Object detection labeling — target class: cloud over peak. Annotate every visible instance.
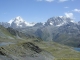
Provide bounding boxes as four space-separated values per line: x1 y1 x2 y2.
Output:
65 12 73 18
73 9 80 13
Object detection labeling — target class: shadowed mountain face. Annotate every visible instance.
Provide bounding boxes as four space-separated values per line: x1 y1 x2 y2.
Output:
0 25 28 39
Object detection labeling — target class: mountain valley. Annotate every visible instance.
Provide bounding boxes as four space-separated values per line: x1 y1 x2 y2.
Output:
1 16 80 47
0 16 80 60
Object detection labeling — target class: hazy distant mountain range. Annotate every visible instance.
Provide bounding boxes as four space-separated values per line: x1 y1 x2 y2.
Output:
0 16 80 47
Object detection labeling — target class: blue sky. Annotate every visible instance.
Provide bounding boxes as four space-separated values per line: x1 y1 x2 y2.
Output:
0 0 80 22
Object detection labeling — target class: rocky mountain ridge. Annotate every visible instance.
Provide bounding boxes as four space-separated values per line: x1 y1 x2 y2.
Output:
0 16 78 28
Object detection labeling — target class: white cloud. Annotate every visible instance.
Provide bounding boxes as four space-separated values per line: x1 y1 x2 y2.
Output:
73 9 80 13
45 0 54 2
64 7 69 8
37 0 73 2
36 0 54 2
65 12 73 18
37 0 42 1
59 0 68 2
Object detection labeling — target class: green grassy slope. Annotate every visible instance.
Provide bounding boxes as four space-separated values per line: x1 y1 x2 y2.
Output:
32 40 80 60
0 25 80 60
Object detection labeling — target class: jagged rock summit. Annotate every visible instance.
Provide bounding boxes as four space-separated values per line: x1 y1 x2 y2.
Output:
45 16 74 26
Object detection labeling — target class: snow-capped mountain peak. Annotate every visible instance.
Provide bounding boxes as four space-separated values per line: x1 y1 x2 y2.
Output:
8 19 14 25
45 16 74 26
8 16 36 28
15 16 24 22
1 16 76 29
8 16 24 25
